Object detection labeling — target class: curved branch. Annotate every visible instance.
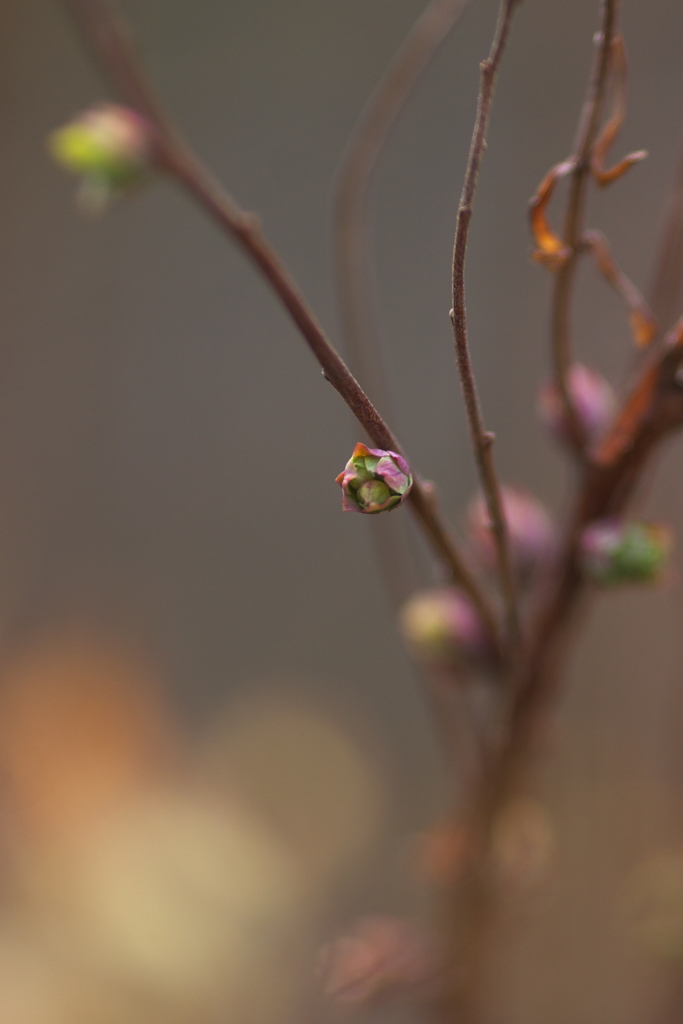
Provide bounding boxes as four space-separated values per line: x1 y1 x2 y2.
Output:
450 0 522 661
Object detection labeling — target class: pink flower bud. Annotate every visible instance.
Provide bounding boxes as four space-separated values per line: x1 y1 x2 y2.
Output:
399 588 489 669
467 487 555 584
537 364 616 447
336 443 412 514
319 916 435 1006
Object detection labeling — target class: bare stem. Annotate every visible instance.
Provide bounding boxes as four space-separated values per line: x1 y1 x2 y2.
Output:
450 0 522 660
649 140 683 332
551 0 619 453
61 0 501 649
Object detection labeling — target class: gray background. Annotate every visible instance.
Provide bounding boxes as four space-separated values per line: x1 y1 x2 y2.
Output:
2 0 683 1021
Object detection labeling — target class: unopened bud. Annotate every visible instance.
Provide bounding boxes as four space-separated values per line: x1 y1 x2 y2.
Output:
336 443 412 514
319 916 435 1006
537 364 616 447
579 519 672 585
467 486 555 584
399 588 489 669
49 104 155 212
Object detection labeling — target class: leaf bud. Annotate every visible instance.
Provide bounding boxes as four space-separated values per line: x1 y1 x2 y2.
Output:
537 364 616 447
399 587 489 669
336 443 412 514
49 104 155 212
467 486 555 584
579 519 672 586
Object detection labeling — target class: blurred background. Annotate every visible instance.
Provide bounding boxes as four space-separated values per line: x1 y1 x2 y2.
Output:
1 0 683 1021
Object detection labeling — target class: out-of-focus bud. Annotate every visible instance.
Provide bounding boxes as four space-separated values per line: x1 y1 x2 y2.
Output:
399 588 489 670
467 487 555 584
579 519 672 586
319 916 435 1007
537 364 616 447
336 443 412 514
49 104 155 212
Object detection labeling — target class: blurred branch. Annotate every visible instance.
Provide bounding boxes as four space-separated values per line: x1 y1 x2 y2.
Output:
649 141 683 332
548 0 620 455
450 0 522 662
581 228 657 349
61 0 501 649
335 0 470 406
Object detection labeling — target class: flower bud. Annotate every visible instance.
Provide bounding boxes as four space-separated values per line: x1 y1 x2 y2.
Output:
49 104 154 211
467 487 555 584
399 588 489 669
336 443 412 514
319 916 435 1006
579 519 672 586
537 364 616 447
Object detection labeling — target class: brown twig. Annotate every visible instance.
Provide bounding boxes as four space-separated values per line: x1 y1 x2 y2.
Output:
450 0 522 661
550 0 620 454
649 141 683 332
60 0 501 648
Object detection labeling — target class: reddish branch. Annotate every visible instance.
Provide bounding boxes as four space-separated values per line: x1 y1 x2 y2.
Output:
549 0 620 454
450 0 523 661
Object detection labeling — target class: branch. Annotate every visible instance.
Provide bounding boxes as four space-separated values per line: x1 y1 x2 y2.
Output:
450 0 522 660
649 140 683 332
60 0 501 649
549 0 620 454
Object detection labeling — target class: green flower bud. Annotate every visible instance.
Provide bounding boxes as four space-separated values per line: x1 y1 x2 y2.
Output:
336 443 412 514
579 520 672 586
49 104 155 212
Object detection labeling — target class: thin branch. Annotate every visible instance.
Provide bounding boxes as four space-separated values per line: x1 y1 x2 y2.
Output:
649 140 683 332
450 0 522 660
335 0 470 404
61 0 501 649
550 0 619 453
